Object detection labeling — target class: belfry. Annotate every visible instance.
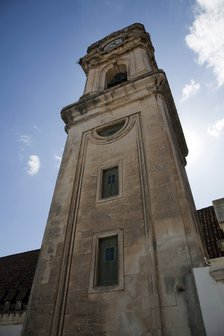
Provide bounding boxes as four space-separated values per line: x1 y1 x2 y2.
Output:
22 23 206 335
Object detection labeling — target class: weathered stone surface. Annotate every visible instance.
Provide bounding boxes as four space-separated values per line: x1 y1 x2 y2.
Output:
22 23 205 336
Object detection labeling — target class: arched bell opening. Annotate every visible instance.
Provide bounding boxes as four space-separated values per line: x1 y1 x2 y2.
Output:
105 64 127 89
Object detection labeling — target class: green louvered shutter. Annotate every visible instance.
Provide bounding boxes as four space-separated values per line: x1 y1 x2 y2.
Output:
97 236 118 286
102 167 118 198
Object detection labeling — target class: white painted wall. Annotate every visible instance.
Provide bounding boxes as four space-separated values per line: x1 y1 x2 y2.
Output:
0 325 22 336
193 266 224 336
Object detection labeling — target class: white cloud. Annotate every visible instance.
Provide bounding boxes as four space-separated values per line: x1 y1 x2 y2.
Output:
186 0 224 87
26 155 41 175
54 154 62 168
18 135 31 146
207 118 224 137
181 79 200 101
18 135 32 160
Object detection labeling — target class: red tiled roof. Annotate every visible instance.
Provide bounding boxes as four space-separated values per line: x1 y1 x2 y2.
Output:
197 206 224 259
0 249 40 313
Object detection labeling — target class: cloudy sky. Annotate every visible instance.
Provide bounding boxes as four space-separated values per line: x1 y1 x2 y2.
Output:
0 0 224 256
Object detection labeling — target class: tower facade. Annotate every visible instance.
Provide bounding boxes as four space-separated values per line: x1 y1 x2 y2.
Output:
22 24 205 335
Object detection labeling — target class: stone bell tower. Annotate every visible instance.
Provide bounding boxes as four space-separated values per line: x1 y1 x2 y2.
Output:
22 23 206 335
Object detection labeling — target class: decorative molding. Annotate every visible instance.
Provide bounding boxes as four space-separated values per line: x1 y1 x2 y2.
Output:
79 23 157 75
61 70 188 160
0 311 25 325
90 115 135 145
135 113 166 332
61 70 165 129
50 131 90 336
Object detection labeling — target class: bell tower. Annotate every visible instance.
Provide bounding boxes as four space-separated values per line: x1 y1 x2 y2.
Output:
22 23 205 335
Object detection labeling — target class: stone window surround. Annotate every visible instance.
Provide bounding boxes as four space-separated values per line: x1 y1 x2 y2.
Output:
96 160 123 204
88 228 124 294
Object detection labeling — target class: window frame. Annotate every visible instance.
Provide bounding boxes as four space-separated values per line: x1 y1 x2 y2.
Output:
101 166 119 199
97 235 118 286
89 229 124 294
96 161 123 203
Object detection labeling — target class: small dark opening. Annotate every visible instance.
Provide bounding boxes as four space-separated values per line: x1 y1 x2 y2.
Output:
97 120 125 137
107 72 127 88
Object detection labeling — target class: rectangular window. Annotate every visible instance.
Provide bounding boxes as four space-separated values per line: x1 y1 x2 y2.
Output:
89 229 124 293
96 161 122 204
97 236 118 286
101 166 118 199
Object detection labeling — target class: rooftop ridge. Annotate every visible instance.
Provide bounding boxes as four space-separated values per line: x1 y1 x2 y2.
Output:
0 248 40 259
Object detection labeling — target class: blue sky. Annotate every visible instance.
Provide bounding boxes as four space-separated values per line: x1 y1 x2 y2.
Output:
0 0 224 256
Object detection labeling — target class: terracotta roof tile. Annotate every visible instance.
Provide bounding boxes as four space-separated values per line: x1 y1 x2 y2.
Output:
0 249 40 313
197 206 224 259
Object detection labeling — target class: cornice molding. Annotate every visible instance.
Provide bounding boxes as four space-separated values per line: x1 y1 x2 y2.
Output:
61 70 188 159
61 70 162 126
79 23 157 75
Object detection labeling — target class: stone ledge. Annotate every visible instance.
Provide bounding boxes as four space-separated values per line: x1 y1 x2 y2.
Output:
209 257 224 281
